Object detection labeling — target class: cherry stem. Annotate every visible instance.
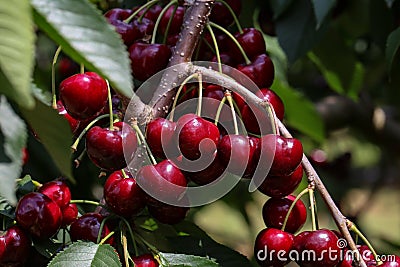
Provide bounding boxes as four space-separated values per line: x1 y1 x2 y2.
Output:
124 0 159 24
226 91 239 135
281 187 309 231
74 148 86 168
70 199 100 206
106 80 114 130
119 217 139 256
196 73 203 117
169 73 199 121
16 178 43 188
216 0 243 33
151 0 177 44
162 4 178 44
134 232 159 254
99 230 115 245
121 225 130 267
51 46 62 109
209 21 251 64
214 96 226 125
80 63 84 74
347 220 383 265
121 169 128 178
309 186 317 231
131 122 157 165
71 114 112 151
97 215 112 244
206 24 222 73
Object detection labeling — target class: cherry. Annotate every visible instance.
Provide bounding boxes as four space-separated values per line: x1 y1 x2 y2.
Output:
104 8 135 46
381 255 400 267
129 43 171 81
357 245 376 266
148 202 189 225
104 170 146 218
0 226 31 266
70 213 113 244
86 121 138 171
237 54 274 89
38 180 71 209
146 118 178 159
133 5 163 22
254 228 294 267
262 195 307 234
242 136 260 178
258 164 303 198
209 0 241 27
159 5 185 35
136 159 187 206
59 72 108 120
217 134 251 176
183 152 226 185
211 53 235 67
175 113 220 160
260 134 303 176
229 28 266 63
132 254 159 267
61 203 78 227
293 229 341 267
15 192 62 239
57 100 80 134
201 85 232 123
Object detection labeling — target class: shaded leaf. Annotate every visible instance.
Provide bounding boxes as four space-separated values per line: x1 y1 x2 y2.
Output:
47 241 121 267
160 253 218 267
270 0 295 19
31 0 133 98
0 195 14 219
311 0 336 28
0 96 27 205
386 27 400 76
16 175 35 199
20 85 75 183
0 0 35 109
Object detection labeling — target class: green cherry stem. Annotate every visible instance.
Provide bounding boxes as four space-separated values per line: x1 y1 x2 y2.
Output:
74 148 87 168
99 230 115 245
120 217 139 256
309 186 317 231
51 46 62 109
209 21 251 64
97 215 112 244
196 73 203 117
121 225 130 267
106 80 114 130
169 73 199 121
226 91 239 135
217 0 243 33
347 220 383 265
70 199 100 206
80 63 84 74
121 169 128 178
214 96 227 125
281 188 309 231
151 0 177 44
206 24 222 73
162 4 178 44
124 0 159 24
131 120 157 165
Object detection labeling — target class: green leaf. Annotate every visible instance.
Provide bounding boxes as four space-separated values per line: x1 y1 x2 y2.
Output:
0 0 35 109
159 253 218 267
386 27 400 76
20 85 75 183
47 241 121 267
0 195 14 219
31 0 133 98
272 81 325 142
310 0 336 28
0 96 28 205
16 175 35 199
270 0 295 19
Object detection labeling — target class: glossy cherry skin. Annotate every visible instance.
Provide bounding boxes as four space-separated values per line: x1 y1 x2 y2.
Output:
136 159 187 206
15 192 62 239
293 229 341 267
38 180 71 209
159 5 185 35
217 134 251 176
59 72 108 120
230 28 266 63
209 0 241 27
258 164 303 198
237 54 274 88
133 5 162 22
380 255 400 267
129 43 171 81
104 8 135 46
183 152 226 185
242 136 260 178
86 121 138 171
132 254 159 267
260 134 303 176
70 213 113 245
148 202 189 225
262 195 307 234
61 203 78 227
0 226 31 266
146 118 178 159
357 245 376 266
104 170 146 217
57 100 80 134
175 114 220 160
254 228 294 267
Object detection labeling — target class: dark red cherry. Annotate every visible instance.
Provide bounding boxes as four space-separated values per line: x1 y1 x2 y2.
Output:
86 121 138 171
201 85 231 122
104 8 136 46
15 192 62 239
59 72 108 120
380 255 400 267
217 134 251 176
262 195 307 233
57 100 80 134
357 245 377 266
211 53 235 67
293 229 341 267
0 226 31 266
237 54 274 88
70 213 113 244
146 118 178 159
148 202 189 225
209 0 241 27
175 114 220 160
133 5 163 22
132 254 159 267
38 180 71 209
104 170 146 217
242 136 260 178
129 43 171 81
254 228 294 267
258 164 303 198
183 152 226 185
229 28 266 63
159 5 185 35
260 134 303 176
61 203 78 227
